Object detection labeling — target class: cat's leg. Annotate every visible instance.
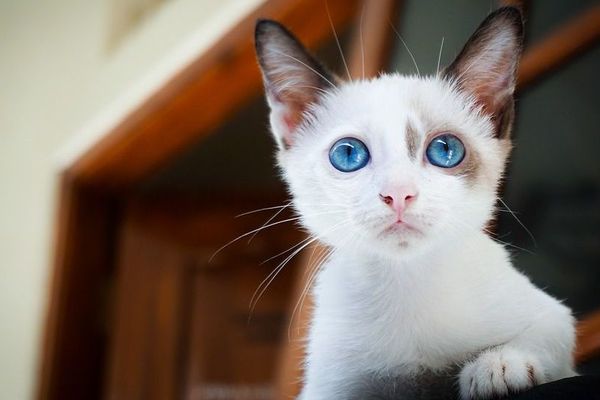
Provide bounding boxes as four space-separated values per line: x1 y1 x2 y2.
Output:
297 360 359 400
298 331 364 400
458 298 576 400
459 346 545 399
297 378 356 399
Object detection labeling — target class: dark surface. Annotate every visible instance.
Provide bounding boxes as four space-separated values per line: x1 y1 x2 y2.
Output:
503 376 600 400
350 374 600 399
349 367 460 400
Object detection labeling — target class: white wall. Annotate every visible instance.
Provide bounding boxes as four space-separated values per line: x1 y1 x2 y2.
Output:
0 0 261 398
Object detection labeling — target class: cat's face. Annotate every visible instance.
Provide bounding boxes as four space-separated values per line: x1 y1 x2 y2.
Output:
279 77 510 258
255 8 523 259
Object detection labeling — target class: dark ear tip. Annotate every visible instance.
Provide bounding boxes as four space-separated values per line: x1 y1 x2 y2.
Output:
496 5 523 16
255 19 274 34
255 19 286 41
491 6 524 35
255 19 272 42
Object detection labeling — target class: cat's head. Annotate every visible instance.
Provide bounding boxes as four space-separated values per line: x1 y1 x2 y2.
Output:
255 7 523 259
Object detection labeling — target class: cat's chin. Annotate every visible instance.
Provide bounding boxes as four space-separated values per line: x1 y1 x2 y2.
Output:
374 235 431 260
379 220 421 238
324 225 434 261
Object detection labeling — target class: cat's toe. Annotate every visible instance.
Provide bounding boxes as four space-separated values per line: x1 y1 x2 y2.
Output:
458 348 545 399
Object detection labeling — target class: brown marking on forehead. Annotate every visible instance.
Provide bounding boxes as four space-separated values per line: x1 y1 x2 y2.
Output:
405 121 419 161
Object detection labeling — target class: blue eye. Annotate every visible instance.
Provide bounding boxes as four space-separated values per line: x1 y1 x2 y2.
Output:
426 134 465 168
329 137 370 172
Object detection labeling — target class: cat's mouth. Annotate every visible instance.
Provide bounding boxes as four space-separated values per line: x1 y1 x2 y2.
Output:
380 220 421 237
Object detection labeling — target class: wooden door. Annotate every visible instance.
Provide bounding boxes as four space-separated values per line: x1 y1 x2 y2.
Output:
104 197 303 400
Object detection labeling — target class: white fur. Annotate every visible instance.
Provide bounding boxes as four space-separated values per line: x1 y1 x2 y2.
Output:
266 75 576 399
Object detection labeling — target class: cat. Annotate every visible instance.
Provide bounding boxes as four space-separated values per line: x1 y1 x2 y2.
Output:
254 6 576 400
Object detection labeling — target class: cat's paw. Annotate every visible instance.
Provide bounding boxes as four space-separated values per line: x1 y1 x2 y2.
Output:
459 348 546 399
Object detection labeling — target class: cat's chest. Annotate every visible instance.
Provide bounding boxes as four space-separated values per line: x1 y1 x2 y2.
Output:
313 257 485 368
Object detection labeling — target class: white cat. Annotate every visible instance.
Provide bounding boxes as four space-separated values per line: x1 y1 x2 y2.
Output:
255 7 576 399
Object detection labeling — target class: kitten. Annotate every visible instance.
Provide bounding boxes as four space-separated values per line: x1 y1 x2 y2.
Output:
255 7 576 400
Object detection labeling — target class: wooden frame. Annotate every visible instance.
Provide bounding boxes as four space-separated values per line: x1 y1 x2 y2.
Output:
576 310 600 364
38 1 600 399
518 3 600 88
37 1 360 398
67 0 359 189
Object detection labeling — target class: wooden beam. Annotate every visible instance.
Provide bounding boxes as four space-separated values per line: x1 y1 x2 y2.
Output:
68 0 359 189
518 3 600 89
37 178 118 400
40 2 362 399
575 310 600 364
348 0 401 80
499 0 528 11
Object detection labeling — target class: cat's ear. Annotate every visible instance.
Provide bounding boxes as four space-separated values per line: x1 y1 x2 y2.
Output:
443 7 524 138
255 19 337 149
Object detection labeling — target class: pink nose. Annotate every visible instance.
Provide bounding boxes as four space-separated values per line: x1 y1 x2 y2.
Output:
379 188 417 219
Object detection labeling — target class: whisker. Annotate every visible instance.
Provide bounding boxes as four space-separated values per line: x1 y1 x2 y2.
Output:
260 235 316 265
293 85 330 94
249 233 321 317
270 78 331 95
359 1 366 80
326 0 352 81
270 49 338 89
236 202 349 218
287 220 359 340
436 36 445 76
303 242 322 277
388 19 421 76
487 233 536 255
446 213 536 255
235 202 291 218
259 210 347 264
297 246 332 313
497 198 537 247
247 203 290 244
214 207 353 263
288 246 331 340
209 216 302 262
249 218 353 323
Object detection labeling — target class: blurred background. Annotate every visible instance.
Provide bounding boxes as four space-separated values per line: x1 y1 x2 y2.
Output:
1 0 598 399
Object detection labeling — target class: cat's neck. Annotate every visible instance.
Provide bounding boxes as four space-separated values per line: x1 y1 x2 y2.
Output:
324 228 486 293
312 229 492 342
345 232 478 269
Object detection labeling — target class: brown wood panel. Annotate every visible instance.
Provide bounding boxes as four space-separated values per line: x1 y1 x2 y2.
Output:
347 0 401 80
39 2 364 399
69 0 359 189
37 177 118 400
105 197 304 399
518 3 600 89
576 310 600 364
105 211 194 400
